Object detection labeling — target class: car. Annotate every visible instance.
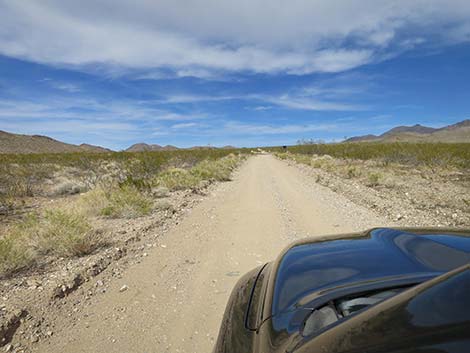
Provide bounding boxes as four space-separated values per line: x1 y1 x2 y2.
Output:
213 228 470 353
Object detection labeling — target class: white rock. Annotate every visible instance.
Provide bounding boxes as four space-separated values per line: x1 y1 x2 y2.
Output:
119 285 129 292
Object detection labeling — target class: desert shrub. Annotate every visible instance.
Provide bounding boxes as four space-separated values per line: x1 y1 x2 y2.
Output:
119 175 152 191
75 184 153 219
0 209 100 276
311 159 324 168
367 172 382 187
100 186 153 218
0 234 33 276
74 187 110 217
50 179 88 196
20 210 96 257
190 157 237 182
275 152 289 160
292 154 312 165
346 166 359 178
154 168 201 190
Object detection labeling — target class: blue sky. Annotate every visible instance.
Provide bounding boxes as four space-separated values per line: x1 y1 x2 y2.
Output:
1 1 470 150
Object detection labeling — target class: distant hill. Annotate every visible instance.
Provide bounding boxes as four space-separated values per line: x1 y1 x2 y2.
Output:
125 144 238 151
345 119 470 143
125 143 179 152
0 130 112 154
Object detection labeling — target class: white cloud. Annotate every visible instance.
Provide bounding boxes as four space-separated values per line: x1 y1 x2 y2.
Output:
251 106 273 111
0 98 208 122
222 122 340 135
1 1 469 77
159 91 365 111
50 82 81 93
171 122 200 129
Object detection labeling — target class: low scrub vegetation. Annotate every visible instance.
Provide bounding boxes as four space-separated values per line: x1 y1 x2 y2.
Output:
272 142 470 169
275 142 470 193
86 185 154 219
154 168 201 190
0 152 245 277
0 210 97 276
0 148 243 209
154 154 240 190
367 172 383 187
100 186 153 218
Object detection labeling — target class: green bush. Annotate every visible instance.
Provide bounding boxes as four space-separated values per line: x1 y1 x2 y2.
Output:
35 210 95 256
100 185 153 218
190 156 238 182
0 234 33 275
154 168 201 190
0 209 99 276
367 172 382 187
346 166 359 178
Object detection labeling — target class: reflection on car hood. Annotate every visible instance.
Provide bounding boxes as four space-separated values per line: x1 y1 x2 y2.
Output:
272 228 470 317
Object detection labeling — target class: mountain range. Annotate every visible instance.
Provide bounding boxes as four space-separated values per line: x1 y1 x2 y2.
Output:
0 130 236 154
1 119 468 154
0 130 112 154
345 119 470 143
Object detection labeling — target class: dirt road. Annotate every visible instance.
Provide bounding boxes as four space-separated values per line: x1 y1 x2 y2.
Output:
36 155 389 353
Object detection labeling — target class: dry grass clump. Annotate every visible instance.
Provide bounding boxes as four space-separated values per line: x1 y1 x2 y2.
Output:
0 233 32 275
101 186 153 218
191 155 238 182
77 185 153 219
49 179 88 196
366 172 383 187
154 168 201 191
74 187 110 217
0 209 98 276
14 210 96 257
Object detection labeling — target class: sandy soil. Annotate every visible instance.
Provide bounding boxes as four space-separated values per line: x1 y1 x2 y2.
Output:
17 154 393 353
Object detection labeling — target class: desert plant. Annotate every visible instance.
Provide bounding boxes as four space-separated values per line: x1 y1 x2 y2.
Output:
367 172 382 187
269 143 470 170
50 179 88 196
191 158 235 182
154 168 201 190
0 209 100 276
346 166 359 178
24 210 96 257
100 185 153 218
0 233 33 276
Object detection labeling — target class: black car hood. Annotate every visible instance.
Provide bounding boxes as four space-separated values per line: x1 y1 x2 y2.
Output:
265 228 470 334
